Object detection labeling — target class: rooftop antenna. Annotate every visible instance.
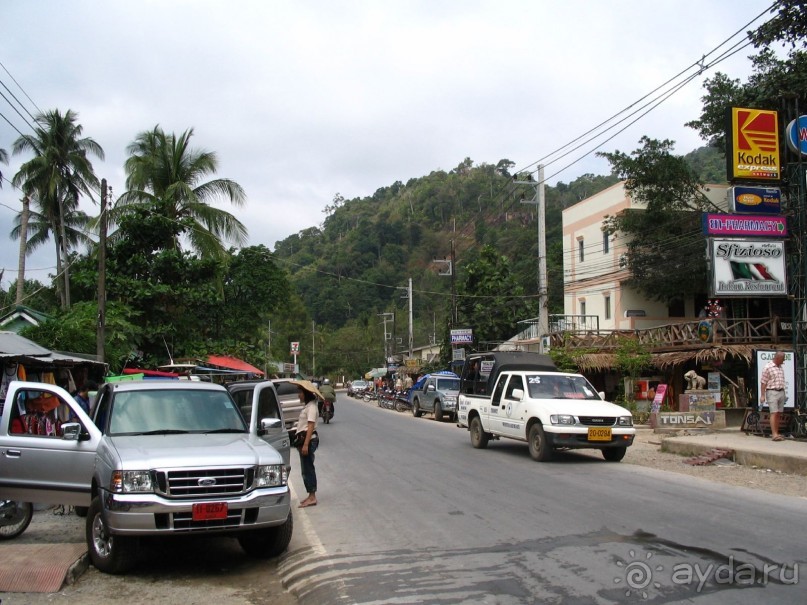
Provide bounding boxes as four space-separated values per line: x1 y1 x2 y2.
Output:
162 337 175 365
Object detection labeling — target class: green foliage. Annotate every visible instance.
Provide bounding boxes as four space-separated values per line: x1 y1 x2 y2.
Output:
19 301 139 373
613 337 652 404
455 245 539 350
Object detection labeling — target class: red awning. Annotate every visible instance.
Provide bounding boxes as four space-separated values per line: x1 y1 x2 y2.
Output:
206 355 265 376
122 368 179 377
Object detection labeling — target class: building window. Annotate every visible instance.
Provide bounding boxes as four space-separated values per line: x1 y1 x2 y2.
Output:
578 238 585 262
604 295 611 320
603 230 609 253
580 301 586 316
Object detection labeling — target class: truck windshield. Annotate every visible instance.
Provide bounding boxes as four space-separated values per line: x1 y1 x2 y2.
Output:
436 378 460 391
526 375 601 401
109 389 247 436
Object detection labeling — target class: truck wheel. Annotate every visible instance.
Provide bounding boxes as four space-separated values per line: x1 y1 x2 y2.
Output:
434 401 443 422
0 501 32 540
470 417 489 449
412 399 423 418
528 423 553 462
239 511 293 558
602 447 627 462
86 496 139 574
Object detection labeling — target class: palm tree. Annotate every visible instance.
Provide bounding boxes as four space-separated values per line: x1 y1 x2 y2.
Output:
12 109 104 309
114 126 247 259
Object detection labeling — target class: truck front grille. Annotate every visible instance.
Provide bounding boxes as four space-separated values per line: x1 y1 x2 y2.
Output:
578 416 616 426
157 467 252 498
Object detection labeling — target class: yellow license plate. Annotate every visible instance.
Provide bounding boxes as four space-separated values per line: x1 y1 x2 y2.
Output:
588 427 612 441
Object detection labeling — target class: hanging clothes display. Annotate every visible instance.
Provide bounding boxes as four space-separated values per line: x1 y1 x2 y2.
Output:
1 363 18 400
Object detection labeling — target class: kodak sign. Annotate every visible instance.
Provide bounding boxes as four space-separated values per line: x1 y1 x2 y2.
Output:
726 108 780 181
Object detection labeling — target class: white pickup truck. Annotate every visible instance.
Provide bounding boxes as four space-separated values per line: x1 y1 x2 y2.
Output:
0 379 292 573
457 352 635 461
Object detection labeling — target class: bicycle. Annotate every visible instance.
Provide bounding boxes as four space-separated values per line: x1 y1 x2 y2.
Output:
787 407 807 440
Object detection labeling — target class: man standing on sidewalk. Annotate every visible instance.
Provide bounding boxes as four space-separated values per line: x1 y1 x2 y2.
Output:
760 352 787 441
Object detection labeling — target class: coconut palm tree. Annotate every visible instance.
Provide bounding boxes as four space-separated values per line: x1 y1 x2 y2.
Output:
12 109 104 309
114 126 247 259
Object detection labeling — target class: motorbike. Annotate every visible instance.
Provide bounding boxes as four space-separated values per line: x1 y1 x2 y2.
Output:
321 398 334 424
0 500 33 540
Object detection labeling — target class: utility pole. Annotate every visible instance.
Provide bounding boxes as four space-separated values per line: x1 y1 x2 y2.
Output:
408 277 413 358
312 320 316 377
516 165 549 353
397 279 415 359
96 180 108 363
378 313 394 366
15 196 29 305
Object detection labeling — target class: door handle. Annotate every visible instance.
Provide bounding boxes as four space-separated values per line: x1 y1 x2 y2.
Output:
4 449 22 458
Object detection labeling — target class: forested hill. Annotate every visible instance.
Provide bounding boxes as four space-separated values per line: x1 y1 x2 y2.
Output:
271 147 724 347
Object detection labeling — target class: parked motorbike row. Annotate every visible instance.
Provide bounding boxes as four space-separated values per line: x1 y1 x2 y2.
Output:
354 387 411 413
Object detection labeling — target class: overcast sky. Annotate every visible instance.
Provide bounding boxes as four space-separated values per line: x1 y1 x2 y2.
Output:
0 0 775 288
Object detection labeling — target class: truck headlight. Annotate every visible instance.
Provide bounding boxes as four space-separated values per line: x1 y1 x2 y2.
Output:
550 414 576 425
111 470 153 493
617 416 633 426
256 465 287 487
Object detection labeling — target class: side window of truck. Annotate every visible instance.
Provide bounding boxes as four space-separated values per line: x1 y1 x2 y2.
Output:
490 375 507 407
258 388 281 420
505 375 524 400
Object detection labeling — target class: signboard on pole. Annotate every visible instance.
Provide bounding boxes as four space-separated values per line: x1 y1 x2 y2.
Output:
450 328 473 344
290 341 300 355
702 213 787 237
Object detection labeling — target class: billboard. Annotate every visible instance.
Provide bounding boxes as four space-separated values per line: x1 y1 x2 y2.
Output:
726 108 780 181
702 213 787 237
785 115 807 156
709 239 787 297
728 185 781 214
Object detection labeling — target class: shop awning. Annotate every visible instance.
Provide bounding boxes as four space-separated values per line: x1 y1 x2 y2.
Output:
206 355 265 376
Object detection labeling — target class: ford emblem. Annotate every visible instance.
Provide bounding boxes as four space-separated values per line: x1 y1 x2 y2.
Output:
198 478 217 487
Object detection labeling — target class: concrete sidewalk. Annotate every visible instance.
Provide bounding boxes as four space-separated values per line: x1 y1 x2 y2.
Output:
654 428 807 476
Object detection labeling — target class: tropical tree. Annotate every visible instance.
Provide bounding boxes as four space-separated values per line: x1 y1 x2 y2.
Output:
114 126 248 259
11 109 104 309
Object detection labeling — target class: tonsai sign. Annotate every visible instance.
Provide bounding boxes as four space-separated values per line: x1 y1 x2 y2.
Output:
726 108 780 181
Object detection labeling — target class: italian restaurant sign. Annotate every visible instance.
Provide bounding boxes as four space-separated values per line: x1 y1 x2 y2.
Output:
726 107 780 181
702 213 787 237
709 239 787 297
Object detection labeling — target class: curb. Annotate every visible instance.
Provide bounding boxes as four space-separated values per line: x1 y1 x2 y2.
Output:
661 438 807 476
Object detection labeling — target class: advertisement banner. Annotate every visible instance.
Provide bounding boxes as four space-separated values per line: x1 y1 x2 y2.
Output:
726 107 780 181
709 239 787 297
728 186 781 214
702 213 787 237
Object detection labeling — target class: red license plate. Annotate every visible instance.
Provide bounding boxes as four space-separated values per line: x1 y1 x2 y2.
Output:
192 502 228 521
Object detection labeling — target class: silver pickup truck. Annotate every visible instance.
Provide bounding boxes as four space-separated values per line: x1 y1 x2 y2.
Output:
411 373 460 422
0 379 292 574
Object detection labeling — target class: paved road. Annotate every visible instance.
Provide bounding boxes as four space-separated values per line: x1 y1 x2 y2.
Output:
282 393 805 604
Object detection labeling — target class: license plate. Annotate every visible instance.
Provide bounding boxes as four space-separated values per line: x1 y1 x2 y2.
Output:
588 427 612 441
192 502 228 521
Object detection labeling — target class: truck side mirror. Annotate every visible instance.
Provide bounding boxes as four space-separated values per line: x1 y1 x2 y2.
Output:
511 388 524 400
427 384 436 392
261 418 282 431
62 422 81 441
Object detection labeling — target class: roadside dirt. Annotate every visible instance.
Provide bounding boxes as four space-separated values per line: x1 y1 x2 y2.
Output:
620 428 807 499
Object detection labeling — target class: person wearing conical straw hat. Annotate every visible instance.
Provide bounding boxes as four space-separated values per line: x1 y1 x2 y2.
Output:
291 380 322 507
